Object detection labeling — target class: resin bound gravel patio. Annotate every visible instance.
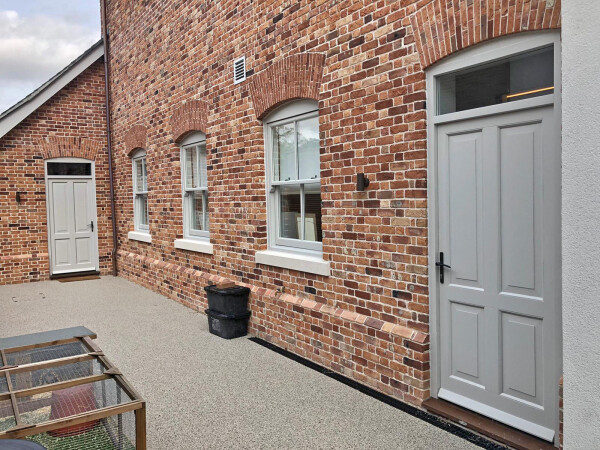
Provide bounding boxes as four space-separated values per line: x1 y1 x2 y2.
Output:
0 276 480 449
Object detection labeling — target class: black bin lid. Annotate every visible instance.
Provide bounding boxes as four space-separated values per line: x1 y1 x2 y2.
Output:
204 284 251 296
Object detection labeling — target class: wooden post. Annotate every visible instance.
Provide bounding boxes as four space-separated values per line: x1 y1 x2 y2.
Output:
135 403 147 450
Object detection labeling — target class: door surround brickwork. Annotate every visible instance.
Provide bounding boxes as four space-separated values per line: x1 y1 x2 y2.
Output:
37 136 103 161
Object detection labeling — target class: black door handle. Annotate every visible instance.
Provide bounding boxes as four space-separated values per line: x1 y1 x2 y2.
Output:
90 221 94 232
436 252 451 284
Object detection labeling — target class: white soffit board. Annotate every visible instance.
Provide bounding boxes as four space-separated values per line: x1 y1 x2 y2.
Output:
0 40 104 139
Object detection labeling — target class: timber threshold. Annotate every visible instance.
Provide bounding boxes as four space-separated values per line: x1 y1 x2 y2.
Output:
422 397 557 450
0 327 146 449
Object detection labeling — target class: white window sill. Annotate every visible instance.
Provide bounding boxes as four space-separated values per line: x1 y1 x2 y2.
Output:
174 238 213 255
255 249 330 276
128 231 152 243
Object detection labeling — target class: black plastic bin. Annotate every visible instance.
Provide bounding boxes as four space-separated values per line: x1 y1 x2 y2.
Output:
205 309 251 339
204 284 250 315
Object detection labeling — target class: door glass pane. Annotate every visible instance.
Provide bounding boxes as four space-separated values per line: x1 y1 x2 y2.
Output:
47 163 91 176
138 193 148 226
279 185 300 239
185 148 198 189
437 46 554 115
297 117 320 180
189 191 208 232
304 183 322 242
273 123 296 182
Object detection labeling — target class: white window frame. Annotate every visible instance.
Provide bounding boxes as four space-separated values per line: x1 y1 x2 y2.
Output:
131 149 149 233
179 132 209 240
263 100 322 255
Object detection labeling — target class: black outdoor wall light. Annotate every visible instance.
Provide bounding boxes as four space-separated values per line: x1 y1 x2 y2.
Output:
357 173 370 191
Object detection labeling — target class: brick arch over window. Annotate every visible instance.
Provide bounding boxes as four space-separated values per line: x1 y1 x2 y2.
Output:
124 124 148 156
38 136 103 160
411 0 561 69
171 99 209 142
249 53 326 120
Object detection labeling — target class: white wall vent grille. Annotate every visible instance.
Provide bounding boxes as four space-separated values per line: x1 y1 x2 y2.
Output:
234 56 246 84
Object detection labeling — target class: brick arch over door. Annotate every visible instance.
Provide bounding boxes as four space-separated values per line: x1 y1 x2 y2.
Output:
38 136 103 160
411 0 561 69
124 124 148 155
171 99 209 142
249 53 326 120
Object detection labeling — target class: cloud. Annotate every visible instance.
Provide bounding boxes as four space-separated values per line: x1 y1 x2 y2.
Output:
0 6 100 113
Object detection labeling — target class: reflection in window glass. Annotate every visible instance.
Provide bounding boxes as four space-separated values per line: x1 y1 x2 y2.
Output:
47 163 91 176
138 193 148 226
189 190 208 232
437 46 554 115
273 123 296 182
279 185 301 239
298 117 320 180
304 183 322 242
135 158 147 192
185 147 198 189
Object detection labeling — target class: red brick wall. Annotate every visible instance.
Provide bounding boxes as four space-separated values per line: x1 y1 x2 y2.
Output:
0 60 112 285
106 0 560 407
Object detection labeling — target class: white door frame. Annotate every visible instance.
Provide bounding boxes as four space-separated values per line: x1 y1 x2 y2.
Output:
44 157 100 276
426 30 562 441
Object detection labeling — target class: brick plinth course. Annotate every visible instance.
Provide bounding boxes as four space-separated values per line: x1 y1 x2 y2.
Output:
104 0 561 407
0 60 111 285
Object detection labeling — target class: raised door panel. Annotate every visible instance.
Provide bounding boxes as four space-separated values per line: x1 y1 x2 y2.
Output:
499 122 543 299
53 239 71 267
450 303 485 388
51 182 70 235
73 181 90 233
447 132 483 289
75 238 92 264
501 313 543 406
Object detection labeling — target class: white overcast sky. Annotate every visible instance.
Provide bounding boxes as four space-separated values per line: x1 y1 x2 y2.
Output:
0 1 100 113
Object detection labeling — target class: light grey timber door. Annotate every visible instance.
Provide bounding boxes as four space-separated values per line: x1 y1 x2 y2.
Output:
48 178 99 275
436 106 561 441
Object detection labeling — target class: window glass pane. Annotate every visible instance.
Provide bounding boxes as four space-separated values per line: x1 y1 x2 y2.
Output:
198 144 207 188
142 159 147 191
189 191 208 232
437 46 554 115
297 117 320 180
47 162 91 176
279 185 300 239
185 148 198 189
273 123 296 182
138 193 148 226
135 159 144 193
304 184 322 242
